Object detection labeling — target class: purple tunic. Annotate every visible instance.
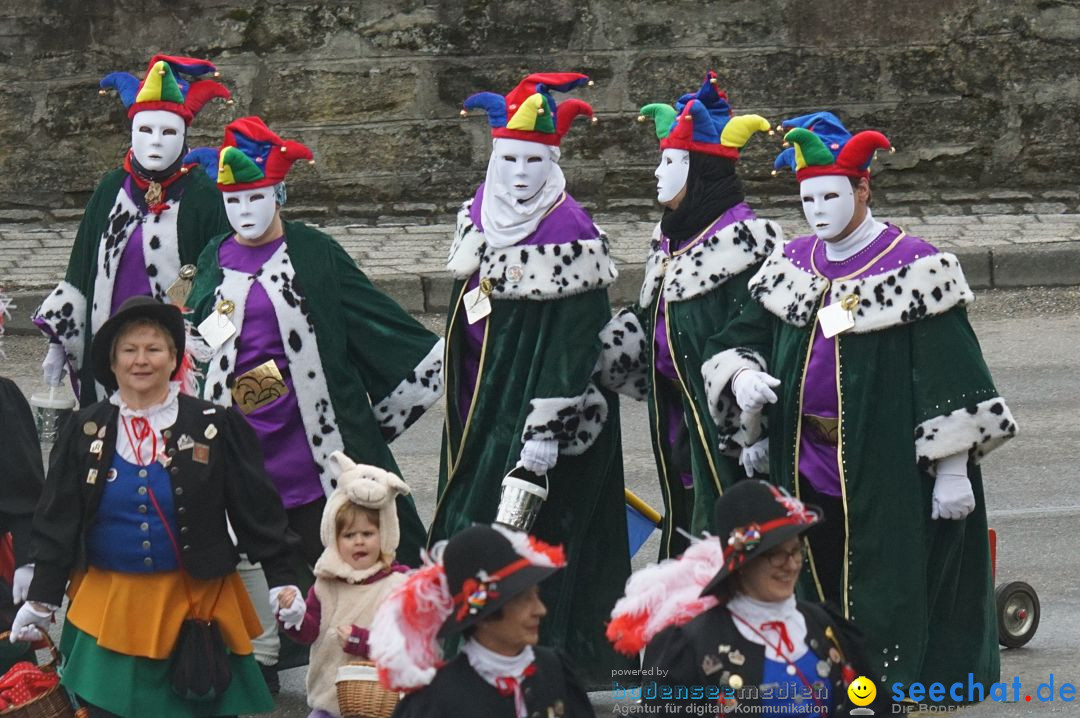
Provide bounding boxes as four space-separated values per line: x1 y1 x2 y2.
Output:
456 185 600 422
219 235 325 509
110 178 154 309
787 224 938 496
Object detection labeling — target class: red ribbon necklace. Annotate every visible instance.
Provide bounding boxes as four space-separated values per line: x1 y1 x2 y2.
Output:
121 416 157 467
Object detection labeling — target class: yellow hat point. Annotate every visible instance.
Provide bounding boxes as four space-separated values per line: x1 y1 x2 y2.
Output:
587 80 595 87
459 109 468 118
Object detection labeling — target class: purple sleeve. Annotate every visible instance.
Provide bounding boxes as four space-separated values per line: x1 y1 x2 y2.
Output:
343 625 370 657
281 585 321 644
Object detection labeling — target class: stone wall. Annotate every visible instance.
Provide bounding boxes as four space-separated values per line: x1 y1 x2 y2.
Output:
0 0 1077 223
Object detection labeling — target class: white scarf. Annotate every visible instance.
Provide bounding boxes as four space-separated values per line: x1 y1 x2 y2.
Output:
480 139 566 249
726 593 809 662
823 209 889 262
109 382 180 465
461 639 536 718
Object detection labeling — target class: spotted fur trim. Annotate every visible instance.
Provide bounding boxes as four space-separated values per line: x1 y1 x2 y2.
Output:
701 348 768 451
90 186 181 336
372 339 445 442
640 219 780 307
915 397 1018 472
749 245 974 331
638 223 666 308
521 382 608 456
447 200 618 299
595 308 648 401
34 280 87 370
200 244 344 496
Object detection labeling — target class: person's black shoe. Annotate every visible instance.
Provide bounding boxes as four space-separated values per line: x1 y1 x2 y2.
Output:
259 662 280 695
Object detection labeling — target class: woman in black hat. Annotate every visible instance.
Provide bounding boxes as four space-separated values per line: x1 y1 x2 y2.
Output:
371 524 593 717
608 480 886 716
11 295 300 717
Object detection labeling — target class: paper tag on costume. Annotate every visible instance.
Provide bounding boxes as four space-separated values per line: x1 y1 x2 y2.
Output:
193 443 210 464
85 468 98 485
817 302 855 339
463 284 492 324
197 311 237 351
166 277 193 306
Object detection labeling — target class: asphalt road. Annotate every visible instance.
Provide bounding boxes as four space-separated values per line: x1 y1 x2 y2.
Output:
3 286 1077 717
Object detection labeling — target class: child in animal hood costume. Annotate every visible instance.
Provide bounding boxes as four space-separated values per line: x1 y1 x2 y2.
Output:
34 54 232 406
185 116 443 568
433 72 633 686
702 112 1017 698
274 452 410 718
595 71 780 559
370 524 593 717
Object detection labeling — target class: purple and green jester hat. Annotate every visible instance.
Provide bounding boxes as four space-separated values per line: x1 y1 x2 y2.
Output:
772 112 893 181
459 72 596 146
637 71 772 160
99 54 231 125
184 116 315 192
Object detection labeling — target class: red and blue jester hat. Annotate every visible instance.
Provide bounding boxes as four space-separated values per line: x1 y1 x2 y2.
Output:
460 72 597 146
772 111 893 181
99 54 231 125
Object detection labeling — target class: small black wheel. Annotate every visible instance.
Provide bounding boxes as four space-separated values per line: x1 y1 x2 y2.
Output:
996 581 1040 648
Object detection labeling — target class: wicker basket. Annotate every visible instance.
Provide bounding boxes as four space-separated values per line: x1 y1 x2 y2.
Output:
336 661 399 718
0 631 76 718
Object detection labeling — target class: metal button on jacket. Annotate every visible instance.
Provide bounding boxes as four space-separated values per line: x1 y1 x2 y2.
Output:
143 557 153 567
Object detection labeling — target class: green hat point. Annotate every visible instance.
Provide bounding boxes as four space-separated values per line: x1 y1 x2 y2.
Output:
639 103 677 140
784 127 834 167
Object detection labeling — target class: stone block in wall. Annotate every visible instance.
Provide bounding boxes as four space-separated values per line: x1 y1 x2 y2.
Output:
256 61 421 124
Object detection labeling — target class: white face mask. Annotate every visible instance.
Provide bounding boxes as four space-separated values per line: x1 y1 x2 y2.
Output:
654 148 690 205
130 110 186 172
799 175 856 241
491 138 554 202
223 187 279 241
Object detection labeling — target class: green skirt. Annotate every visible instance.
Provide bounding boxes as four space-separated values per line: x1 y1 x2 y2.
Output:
59 623 274 717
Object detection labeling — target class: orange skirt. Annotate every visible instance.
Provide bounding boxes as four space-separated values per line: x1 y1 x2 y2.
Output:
65 567 263 660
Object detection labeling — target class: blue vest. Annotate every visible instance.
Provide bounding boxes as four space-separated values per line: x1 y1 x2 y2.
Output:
759 649 835 716
86 455 180 573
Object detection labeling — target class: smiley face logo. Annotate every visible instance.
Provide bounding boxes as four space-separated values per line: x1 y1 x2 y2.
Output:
847 675 877 706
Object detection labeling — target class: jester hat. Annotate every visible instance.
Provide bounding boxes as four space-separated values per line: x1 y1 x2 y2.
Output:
461 72 596 147
99 54 231 125
184 116 314 192
638 71 772 161
773 112 892 181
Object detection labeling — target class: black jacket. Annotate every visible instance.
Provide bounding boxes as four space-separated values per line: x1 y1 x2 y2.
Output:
643 600 891 716
28 394 297 605
391 647 593 718
0 377 44 567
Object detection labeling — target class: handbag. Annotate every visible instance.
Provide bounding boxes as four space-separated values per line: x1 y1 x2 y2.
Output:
147 487 232 702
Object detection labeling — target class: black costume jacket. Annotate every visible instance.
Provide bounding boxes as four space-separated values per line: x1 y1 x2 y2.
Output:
392 647 593 718
644 600 891 716
28 394 296 605
0 377 44 567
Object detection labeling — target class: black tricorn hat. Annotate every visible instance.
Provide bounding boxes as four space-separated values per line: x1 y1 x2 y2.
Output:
91 295 186 393
437 524 565 638
700 480 822 597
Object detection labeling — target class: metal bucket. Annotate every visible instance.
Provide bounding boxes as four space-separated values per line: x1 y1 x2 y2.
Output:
30 387 75 445
494 467 549 532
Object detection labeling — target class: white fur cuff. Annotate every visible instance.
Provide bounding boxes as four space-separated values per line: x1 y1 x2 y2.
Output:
521 382 609 456
915 396 1018 472
701 348 768 451
34 281 87 369
595 308 648 401
373 339 445 442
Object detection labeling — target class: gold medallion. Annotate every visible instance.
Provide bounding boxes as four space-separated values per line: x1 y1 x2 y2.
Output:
231 359 289 414
83 421 98 436
145 181 163 208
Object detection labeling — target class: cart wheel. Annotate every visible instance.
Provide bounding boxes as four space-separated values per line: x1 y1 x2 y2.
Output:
996 581 1040 648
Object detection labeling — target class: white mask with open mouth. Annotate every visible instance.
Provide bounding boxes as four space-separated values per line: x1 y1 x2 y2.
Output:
130 110 186 172
223 187 278 241
799 174 856 241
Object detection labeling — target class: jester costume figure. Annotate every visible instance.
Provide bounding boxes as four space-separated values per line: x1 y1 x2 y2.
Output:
35 55 231 405
431 73 633 686
703 112 1017 698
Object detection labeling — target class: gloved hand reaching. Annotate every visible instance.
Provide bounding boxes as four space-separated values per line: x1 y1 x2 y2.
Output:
731 369 781 413
41 342 67 387
931 452 975 520
519 438 559 475
10 602 53 643
270 585 306 630
740 438 770 477
12 564 34 605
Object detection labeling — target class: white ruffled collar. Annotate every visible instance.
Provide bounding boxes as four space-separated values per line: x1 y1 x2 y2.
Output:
110 383 180 465
726 593 809 662
461 639 535 718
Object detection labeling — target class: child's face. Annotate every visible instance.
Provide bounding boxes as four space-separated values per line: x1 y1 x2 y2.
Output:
337 512 381 572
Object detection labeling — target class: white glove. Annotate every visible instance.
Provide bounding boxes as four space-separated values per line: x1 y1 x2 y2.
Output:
12 564 34 604
931 453 975 520
519 439 559 475
731 369 780 413
42 343 67 387
10 602 52 643
270 585 305 630
740 438 770 477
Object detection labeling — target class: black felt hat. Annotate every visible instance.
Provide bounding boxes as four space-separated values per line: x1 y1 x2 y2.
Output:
91 295 186 393
437 524 565 638
700 480 822 597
